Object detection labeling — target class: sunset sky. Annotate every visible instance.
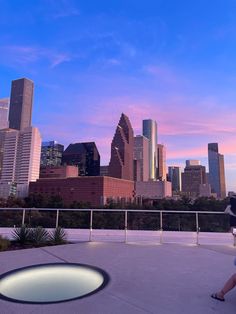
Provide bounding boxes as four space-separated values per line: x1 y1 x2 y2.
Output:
0 0 236 191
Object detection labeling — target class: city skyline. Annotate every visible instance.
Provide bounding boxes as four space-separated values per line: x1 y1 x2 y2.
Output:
0 1 236 191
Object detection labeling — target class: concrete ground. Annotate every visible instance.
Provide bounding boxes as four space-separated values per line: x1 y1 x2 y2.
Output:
0 232 236 314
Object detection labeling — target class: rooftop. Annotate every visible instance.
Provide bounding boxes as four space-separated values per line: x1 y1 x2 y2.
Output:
0 230 236 313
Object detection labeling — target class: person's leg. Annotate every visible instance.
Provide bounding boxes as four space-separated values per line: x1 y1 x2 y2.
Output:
214 273 236 299
220 273 236 295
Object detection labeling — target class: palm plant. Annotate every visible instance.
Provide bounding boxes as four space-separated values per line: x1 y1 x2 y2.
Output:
12 225 32 244
30 227 50 245
49 227 67 244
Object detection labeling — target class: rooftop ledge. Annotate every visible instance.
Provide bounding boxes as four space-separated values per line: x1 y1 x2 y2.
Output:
0 229 236 313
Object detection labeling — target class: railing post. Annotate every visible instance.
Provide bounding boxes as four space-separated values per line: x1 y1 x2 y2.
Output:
160 211 163 244
89 210 93 242
124 210 128 243
196 212 199 245
22 209 26 226
56 210 59 228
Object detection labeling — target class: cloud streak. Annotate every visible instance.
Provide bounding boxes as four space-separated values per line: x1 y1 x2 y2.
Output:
0 45 71 68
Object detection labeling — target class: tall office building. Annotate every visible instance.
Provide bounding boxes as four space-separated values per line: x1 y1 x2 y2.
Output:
134 135 149 181
62 142 100 176
157 144 166 181
0 127 41 197
9 78 34 131
208 143 226 198
142 119 157 180
41 141 64 167
0 98 9 129
109 113 134 180
168 166 182 192
182 161 206 198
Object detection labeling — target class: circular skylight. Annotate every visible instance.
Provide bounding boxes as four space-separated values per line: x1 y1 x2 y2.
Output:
0 263 109 304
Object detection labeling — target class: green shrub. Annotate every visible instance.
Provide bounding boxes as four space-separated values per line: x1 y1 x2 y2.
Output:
0 235 10 251
30 227 50 245
49 227 67 244
12 225 32 244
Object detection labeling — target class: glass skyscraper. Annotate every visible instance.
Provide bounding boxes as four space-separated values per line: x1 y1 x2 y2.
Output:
208 143 226 198
142 119 157 180
41 141 64 167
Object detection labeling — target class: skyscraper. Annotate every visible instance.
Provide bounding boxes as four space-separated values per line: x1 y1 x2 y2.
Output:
9 78 34 131
208 143 226 198
134 135 149 181
142 119 157 180
168 166 182 192
41 141 64 167
62 142 100 176
0 127 41 197
157 144 167 181
0 98 9 129
109 113 134 180
182 161 206 198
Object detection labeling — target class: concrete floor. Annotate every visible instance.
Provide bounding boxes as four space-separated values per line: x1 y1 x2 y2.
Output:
0 235 236 314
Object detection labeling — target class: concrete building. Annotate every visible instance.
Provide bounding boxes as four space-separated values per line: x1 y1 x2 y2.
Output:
62 142 100 176
142 119 157 180
182 162 207 198
168 166 182 192
208 143 226 199
40 165 78 179
29 176 135 207
41 141 64 167
0 98 9 130
133 135 149 181
157 144 166 181
109 113 134 180
135 181 172 199
0 127 41 198
9 78 34 131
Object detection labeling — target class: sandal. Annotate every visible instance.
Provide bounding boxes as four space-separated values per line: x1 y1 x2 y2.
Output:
211 293 225 302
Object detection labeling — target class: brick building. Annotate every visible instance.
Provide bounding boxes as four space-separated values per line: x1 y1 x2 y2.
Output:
29 176 134 207
40 165 78 179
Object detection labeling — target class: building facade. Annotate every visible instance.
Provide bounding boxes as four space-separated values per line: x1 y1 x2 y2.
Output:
182 162 207 198
133 135 149 181
0 98 9 130
40 165 78 179
41 141 64 167
109 113 134 180
142 119 157 180
135 181 172 199
208 143 226 199
168 166 182 192
29 176 134 207
62 142 100 176
9 78 34 131
157 144 167 181
0 127 41 198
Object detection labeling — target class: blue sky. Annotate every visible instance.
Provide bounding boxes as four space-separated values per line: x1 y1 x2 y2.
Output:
0 0 236 191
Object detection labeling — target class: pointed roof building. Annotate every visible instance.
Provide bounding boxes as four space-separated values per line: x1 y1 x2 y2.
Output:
108 113 134 181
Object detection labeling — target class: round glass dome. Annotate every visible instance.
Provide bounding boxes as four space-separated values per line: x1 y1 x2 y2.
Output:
0 263 109 304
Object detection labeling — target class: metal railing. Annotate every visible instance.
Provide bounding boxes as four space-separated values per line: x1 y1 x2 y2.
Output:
0 207 232 245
